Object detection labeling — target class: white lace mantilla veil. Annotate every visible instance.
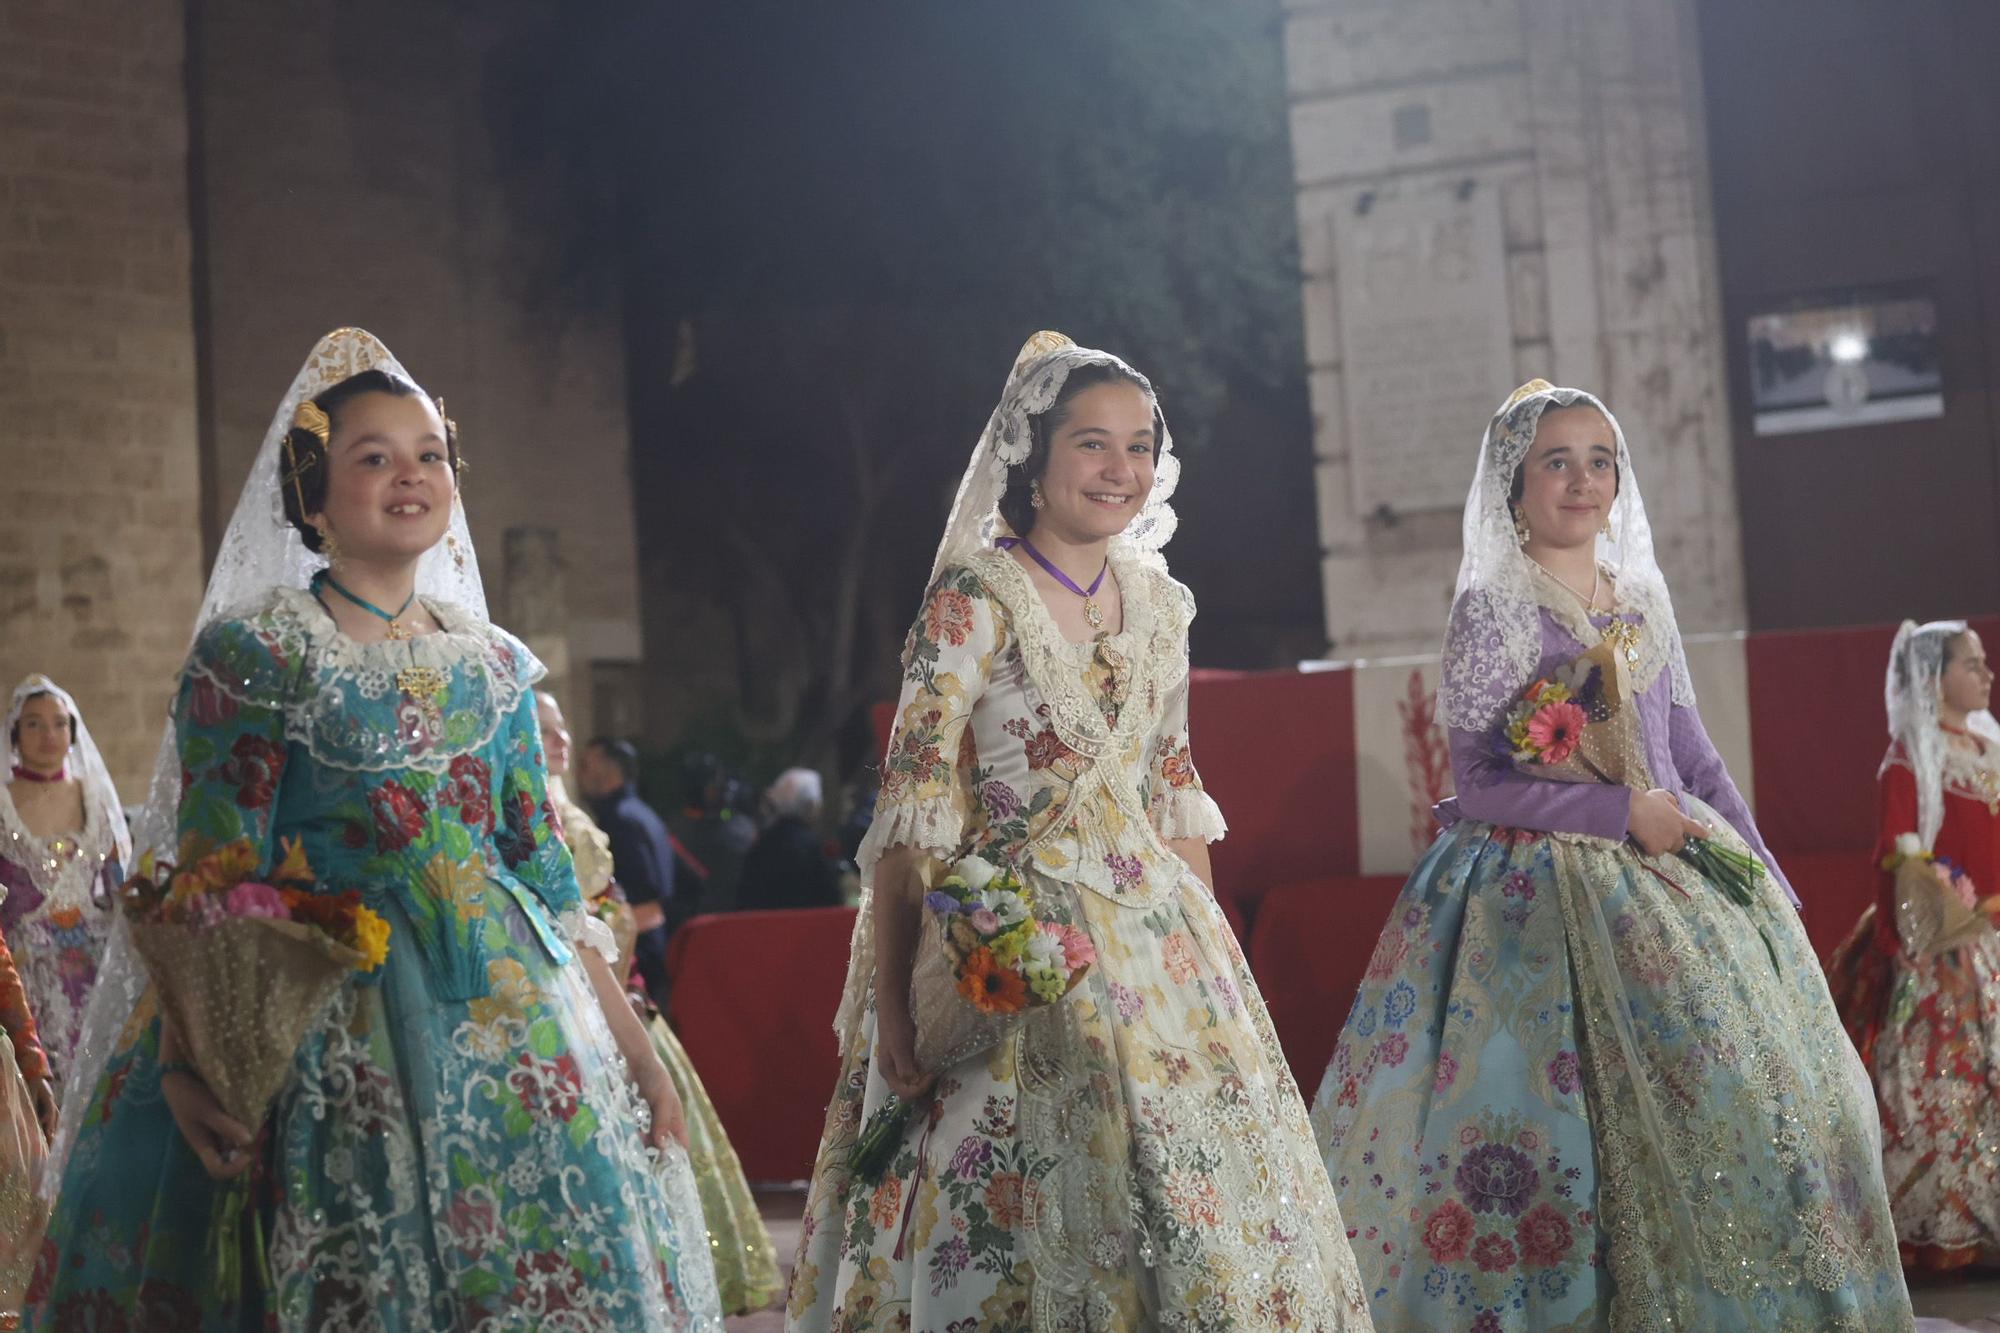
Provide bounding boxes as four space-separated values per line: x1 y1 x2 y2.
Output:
5 674 132 874
45 328 486 1196
836 330 1181 1039
1439 378 1696 735
1884 618 2000 852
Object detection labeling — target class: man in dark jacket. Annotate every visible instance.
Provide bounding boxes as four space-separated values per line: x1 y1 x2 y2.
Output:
576 737 676 1003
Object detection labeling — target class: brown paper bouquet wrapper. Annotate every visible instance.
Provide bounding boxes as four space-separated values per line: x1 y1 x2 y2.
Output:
909 910 1027 1075
1894 858 1993 961
128 916 364 1128
1516 639 1646 789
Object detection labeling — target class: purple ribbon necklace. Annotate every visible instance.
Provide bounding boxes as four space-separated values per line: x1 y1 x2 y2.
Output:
997 536 1109 629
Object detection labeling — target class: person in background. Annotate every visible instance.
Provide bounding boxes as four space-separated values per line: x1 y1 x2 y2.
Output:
673 754 756 912
1827 620 2000 1270
735 768 843 912
576 737 676 1004
538 693 782 1315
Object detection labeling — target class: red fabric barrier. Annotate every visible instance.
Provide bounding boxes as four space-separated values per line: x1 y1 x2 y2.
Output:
1245 875 1405 1092
1195 669 1359 925
1782 850 1880 960
666 908 856 1183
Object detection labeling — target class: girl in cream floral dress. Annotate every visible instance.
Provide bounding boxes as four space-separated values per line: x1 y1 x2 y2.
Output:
787 333 1370 1332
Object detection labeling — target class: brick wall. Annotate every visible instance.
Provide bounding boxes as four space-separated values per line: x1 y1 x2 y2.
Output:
189 0 642 742
0 0 203 800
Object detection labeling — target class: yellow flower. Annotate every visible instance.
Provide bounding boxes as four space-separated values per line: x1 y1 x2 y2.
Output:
990 924 1031 969
350 905 391 970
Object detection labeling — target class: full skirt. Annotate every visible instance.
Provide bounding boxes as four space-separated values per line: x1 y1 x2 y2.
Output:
1826 906 2000 1269
788 865 1373 1332
1313 801 1911 1332
28 886 721 1331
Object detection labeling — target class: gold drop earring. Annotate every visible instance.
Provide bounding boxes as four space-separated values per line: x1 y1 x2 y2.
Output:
1030 480 1046 511
318 523 343 566
1512 506 1531 547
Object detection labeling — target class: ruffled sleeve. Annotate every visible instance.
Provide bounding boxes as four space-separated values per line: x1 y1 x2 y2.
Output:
1147 581 1226 843
858 566 1006 869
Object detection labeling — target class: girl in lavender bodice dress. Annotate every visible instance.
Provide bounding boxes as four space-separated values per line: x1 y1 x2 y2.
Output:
1312 381 1911 1331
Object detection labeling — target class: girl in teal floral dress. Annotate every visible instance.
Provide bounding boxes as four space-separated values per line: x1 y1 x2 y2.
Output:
28 329 720 1331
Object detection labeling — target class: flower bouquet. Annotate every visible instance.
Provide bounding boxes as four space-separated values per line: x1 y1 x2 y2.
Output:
849 852 1095 1183
119 833 390 1300
1883 833 1992 959
1501 638 1779 969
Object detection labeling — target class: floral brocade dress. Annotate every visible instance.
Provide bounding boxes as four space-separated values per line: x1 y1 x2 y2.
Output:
30 588 720 1331
1313 591 1910 1332
788 547 1372 1332
1827 734 2000 1269
0 781 120 1089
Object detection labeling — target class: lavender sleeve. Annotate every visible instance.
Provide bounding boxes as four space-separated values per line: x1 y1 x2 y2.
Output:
1438 589 1633 840
1447 724 1634 840
1667 700 1799 908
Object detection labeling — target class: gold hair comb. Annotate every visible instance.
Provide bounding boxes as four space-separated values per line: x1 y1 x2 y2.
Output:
294 400 332 446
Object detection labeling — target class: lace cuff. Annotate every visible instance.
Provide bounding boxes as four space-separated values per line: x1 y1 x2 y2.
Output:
558 904 621 967
858 793 965 871
1153 787 1228 844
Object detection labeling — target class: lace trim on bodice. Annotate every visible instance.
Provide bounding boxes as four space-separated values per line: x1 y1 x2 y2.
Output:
0 782 117 910
966 544 1186 764
970 546 1198 903
1530 564 1675 698
1886 738 2000 814
189 587 541 776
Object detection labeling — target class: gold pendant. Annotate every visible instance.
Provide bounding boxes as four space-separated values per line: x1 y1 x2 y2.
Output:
1601 618 1641 667
397 665 449 699
386 618 410 641
1083 598 1105 630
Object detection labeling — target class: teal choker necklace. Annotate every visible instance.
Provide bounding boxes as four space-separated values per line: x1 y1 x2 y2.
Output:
313 569 418 640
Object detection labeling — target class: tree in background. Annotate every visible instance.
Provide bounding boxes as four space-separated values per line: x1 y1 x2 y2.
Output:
486 0 1319 781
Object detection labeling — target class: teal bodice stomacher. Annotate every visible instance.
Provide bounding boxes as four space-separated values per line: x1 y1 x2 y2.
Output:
178 587 581 1002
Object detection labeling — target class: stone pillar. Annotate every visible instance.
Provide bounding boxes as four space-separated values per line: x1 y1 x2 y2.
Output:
0 0 202 799
501 525 571 709
1284 0 1745 657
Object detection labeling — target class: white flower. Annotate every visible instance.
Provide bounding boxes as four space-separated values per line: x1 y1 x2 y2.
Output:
955 855 1000 892
977 886 1029 927
1023 929 1066 971
1896 833 1924 858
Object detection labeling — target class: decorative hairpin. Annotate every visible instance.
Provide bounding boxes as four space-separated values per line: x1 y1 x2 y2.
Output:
280 434 320 516
437 396 467 478
294 399 331 446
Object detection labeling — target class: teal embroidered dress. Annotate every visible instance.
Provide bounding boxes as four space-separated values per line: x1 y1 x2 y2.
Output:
29 588 720 1331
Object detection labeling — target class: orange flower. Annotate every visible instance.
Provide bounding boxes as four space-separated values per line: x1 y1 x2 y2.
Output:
269 836 314 887
957 947 1028 1015
984 1172 1025 1229
868 1176 904 1229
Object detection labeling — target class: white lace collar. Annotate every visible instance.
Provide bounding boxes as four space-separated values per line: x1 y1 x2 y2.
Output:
967 543 1183 760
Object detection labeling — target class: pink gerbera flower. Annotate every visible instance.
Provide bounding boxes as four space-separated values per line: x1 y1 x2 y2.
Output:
1525 701 1587 764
